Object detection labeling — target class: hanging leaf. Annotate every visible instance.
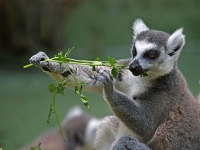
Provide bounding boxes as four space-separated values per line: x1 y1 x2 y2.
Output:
140 72 148 78
111 67 118 79
49 83 56 93
65 47 74 58
79 82 85 92
56 86 65 95
95 57 101 61
108 56 116 66
81 97 89 108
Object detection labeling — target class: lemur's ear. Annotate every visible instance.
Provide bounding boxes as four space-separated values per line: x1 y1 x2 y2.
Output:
166 28 185 56
132 19 149 39
62 106 83 125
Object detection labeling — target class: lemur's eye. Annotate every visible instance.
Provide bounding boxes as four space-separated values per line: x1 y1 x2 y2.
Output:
132 45 137 56
132 50 137 56
144 50 159 59
148 53 156 59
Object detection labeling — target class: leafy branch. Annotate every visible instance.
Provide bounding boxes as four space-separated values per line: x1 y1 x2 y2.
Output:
23 47 128 78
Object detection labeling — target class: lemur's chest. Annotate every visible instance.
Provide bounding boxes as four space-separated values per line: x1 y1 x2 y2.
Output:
115 71 151 98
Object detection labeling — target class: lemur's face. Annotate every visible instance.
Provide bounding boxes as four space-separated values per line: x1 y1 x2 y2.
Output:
129 30 170 76
129 19 185 79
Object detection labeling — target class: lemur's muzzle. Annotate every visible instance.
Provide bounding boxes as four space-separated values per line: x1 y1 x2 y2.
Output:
129 60 144 76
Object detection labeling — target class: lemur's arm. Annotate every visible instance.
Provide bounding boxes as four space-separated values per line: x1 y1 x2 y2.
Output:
29 52 131 94
96 69 153 139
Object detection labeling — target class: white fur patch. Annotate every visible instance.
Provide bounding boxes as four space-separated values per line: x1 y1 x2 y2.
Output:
95 116 119 150
133 19 149 39
115 70 151 99
85 118 102 144
135 41 157 58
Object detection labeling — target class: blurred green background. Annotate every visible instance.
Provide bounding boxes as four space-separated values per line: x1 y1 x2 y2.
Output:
0 0 200 149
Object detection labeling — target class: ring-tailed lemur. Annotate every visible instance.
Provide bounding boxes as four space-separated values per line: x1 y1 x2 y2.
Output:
29 19 200 149
20 106 102 150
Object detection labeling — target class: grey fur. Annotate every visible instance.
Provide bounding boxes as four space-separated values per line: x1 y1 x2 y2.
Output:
113 135 151 150
135 30 170 47
29 19 200 150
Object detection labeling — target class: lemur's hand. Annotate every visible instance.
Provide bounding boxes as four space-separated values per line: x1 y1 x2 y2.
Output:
29 52 105 93
29 51 72 76
29 52 49 68
96 69 114 96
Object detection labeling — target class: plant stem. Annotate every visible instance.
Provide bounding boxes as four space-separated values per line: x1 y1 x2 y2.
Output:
52 89 66 142
66 58 107 63
23 64 34 68
23 58 118 69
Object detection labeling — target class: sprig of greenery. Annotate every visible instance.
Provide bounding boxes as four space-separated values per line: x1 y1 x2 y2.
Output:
75 81 89 108
24 48 148 79
63 64 89 108
45 79 67 142
30 143 42 150
23 47 128 78
140 72 148 78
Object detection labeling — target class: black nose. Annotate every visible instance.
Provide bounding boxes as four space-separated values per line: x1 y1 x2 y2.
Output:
129 60 144 76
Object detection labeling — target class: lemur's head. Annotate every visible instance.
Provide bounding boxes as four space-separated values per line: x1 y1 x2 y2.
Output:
129 19 185 79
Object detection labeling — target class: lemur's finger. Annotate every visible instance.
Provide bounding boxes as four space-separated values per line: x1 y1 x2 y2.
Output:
40 61 50 71
96 69 113 85
61 66 73 77
103 70 113 81
96 68 104 74
98 70 113 82
96 76 106 83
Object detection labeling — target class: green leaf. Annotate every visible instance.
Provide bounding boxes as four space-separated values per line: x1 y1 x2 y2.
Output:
75 85 79 94
95 57 100 61
79 82 85 93
75 90 81 95
49 83 56 93
30 143 42 150
57 51 63 60
56 51 67 61
56 86 65 95
65 47 74 58
80 94 88 100
93 57 102 65
111 67 118 79
56 79 67 95
140 72 148 78
108 56 116 66
81 98 89 108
